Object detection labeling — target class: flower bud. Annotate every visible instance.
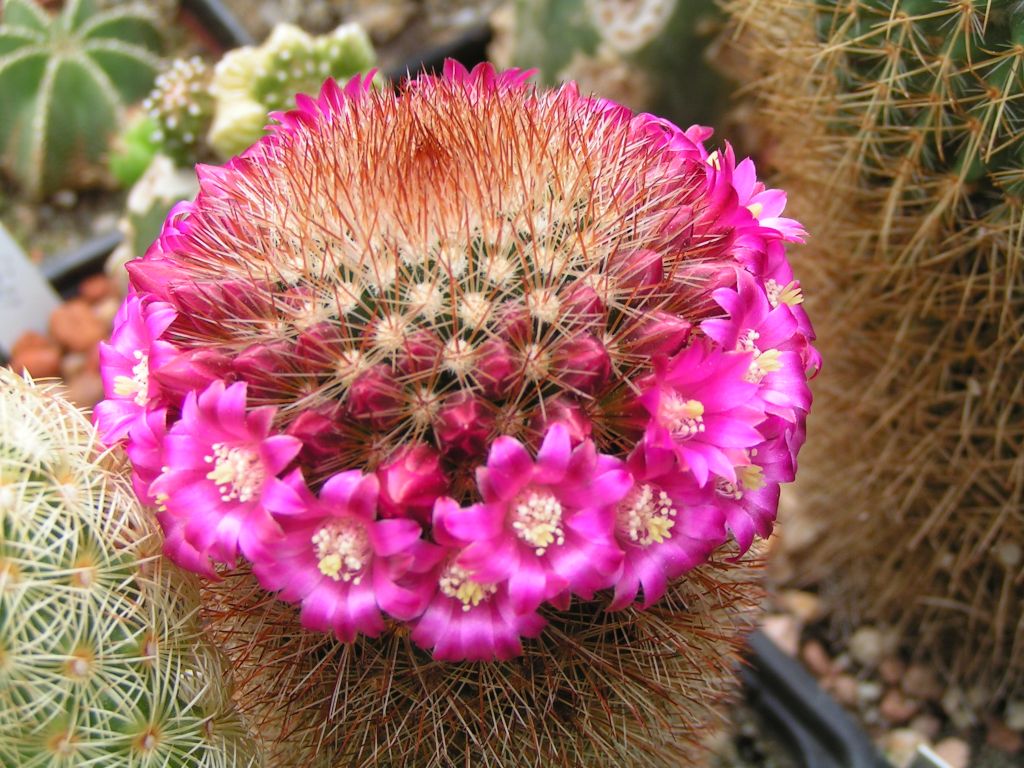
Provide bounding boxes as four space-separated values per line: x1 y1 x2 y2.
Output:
346 365 401 429
532 397 592 445
151 348 233 398
435 392 494 458
476 338 517 398
554 334 611 394
398 328 441 376
376 443 448 524
629 311 692 357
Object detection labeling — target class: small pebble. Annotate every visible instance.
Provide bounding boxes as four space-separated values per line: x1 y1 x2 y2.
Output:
941 687 977 731
60 352 89 380
777 590 824 623
986 718 1023 754
880 688 919 725
880 657 906 686
880 728 928 768
933 737 969 768
902 664 943 701
91 211 119 235
65 371 104 409
910 713 942 741
831 673 859 707
857 680 883 706
849 626 885 669
78 274 114 304
50 299 107 353
801 639 833 678
9 332 62 378
1006 699 1024 731
761 614 800 657
92 296 121 328
53 189 77 209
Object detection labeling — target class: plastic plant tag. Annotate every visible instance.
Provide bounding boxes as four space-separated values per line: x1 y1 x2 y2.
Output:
0 223 61 356
908 745 952 768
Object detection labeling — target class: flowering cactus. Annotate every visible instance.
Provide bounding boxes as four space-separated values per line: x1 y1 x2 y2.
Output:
97 61 816 666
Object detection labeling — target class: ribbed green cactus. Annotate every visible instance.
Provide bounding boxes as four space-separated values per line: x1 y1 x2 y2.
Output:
715 0 1024 706
0 0 164 199
502 0 726 126
208 22 379 158
0 367 261 766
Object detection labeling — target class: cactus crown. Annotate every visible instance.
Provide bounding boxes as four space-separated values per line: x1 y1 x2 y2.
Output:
0 0 163 198
0 368 259 767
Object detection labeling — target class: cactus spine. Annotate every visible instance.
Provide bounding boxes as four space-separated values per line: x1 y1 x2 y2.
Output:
0 367 260 766
0 0 163 199
715 0 1024 704
202 547 764 768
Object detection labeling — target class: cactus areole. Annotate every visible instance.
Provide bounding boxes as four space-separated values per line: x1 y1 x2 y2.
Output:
97 62 818 661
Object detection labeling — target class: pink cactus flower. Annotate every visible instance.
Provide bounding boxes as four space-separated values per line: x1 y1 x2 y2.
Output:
94 294 178 443
609 445 727 609
438 424 630 613
639 341 766 487
701 269 812 422
253 469 430 641
149 380 302 564
410 497 546 661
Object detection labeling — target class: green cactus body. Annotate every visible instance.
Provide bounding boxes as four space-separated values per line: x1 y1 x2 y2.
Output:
208 23 379 158
0 368 261 767
507 0 726 127
715 0 1024 704
0 0 163 199
144 56 214 166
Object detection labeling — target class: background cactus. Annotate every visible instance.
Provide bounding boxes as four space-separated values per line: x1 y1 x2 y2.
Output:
0 367 260 766
0 0 164 199
208 22 379 157
202 547 764 768
714 0 1024 706
495 0 727 128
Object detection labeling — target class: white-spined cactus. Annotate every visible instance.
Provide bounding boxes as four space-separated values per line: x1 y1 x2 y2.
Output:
0 367 260 767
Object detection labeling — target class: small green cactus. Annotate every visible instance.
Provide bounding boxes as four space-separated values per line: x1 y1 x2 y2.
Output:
0 0 164 199
0 368 260 767
503 0 726 127
144 56 214 165
208 22 379 158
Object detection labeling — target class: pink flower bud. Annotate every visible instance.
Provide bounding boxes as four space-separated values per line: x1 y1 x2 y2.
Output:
629 311 692 357
346 365 401 429
561 283 605 330
532 397 592 445
233 341 299 398
398 328 441 376
376 443 448 523
609 248 662 291
554 334 611 394
152 348 234 399
285 402 345 460
476 338 517 398
435 392 494 458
